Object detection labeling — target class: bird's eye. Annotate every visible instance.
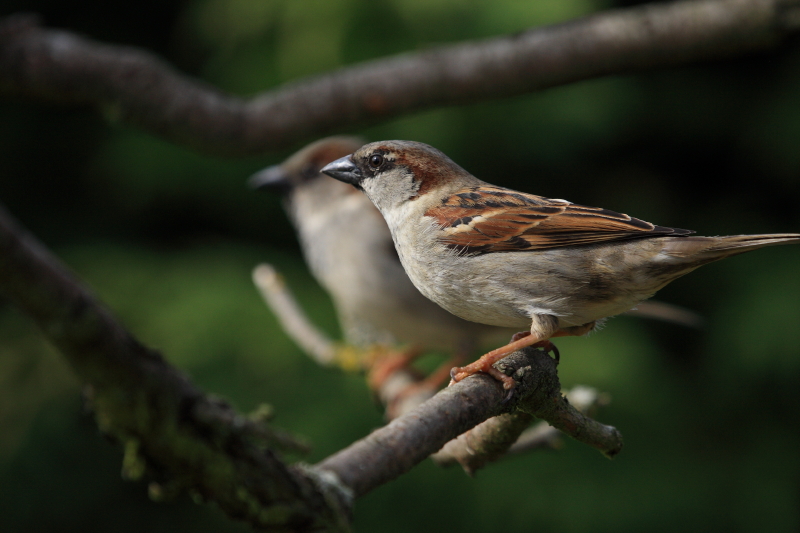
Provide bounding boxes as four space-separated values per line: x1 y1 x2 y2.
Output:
368 154 384 169
301 164 318 179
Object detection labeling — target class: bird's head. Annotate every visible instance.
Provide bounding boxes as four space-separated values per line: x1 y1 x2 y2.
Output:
321 140 476 211
248 136 365 193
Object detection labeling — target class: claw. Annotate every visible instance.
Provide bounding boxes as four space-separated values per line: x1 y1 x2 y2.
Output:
550 342 560 363
448 367 459 387
501 387 516 405
532 339 560 363
539 340 560 363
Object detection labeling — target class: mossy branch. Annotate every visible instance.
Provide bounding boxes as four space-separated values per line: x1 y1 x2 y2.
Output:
0 203 350 532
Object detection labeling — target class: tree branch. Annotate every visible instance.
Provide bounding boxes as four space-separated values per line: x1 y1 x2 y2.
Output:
316 354 520 498
2 0 799 154
316 349 622 497
0 200 622 527
0 203 350 532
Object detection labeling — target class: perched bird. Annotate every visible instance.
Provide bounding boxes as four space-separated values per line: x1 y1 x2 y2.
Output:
249 137 514 373
321 140 800 389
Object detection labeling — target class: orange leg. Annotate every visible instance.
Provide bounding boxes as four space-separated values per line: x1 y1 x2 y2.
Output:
449 322 595 390
449 333 550 390
510 331 531 342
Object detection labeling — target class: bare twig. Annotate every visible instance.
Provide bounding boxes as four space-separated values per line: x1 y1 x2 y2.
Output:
508 421 565 454
515 375 622 459
2 0 799 154
432 385 607 473
252 262 431 413
507 386 607 455
253 263 337 366
253 262 441 420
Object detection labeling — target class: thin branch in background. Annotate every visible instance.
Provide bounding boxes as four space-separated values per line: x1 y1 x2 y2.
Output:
1 0 799 154
628 301 704 329
252 264 337 366
252 262 416 373
253 261 444 420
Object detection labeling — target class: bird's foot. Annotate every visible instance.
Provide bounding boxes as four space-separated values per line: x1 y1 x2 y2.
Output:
449 333 543 390
449 359 517 390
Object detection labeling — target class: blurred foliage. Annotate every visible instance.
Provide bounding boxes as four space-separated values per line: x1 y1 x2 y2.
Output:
1 0 800 532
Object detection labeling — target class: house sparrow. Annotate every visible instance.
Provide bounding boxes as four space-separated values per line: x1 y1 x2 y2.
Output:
321 140 800 389
249 137 515 368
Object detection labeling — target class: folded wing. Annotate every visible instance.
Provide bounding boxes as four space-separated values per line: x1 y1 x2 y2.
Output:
425 186 693 255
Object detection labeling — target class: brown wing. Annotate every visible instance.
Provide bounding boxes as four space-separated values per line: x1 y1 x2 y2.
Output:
425 186 693 255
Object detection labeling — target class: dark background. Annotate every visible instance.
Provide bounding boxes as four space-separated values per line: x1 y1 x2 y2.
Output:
1 0 799 531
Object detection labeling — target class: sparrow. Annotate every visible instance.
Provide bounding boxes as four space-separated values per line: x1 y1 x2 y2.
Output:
249 137 515 368
321 140 800 389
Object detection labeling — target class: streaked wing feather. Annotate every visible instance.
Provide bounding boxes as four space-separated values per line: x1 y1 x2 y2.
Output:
426 186 692 254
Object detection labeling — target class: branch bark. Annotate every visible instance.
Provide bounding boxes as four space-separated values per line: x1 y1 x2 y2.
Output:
432 386 606 473
432 411 536 476
0 203 350 532
2 0 799 154
507 386 608 455
316 349 622 497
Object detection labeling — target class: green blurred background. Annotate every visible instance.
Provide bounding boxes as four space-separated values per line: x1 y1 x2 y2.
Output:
1 0 799 531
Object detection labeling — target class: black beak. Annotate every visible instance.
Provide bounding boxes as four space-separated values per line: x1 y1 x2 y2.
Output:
321 155 362 186
248 165 290 192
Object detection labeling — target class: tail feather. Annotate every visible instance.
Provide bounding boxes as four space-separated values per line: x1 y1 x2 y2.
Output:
706 233 800 252
663 233 800 259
